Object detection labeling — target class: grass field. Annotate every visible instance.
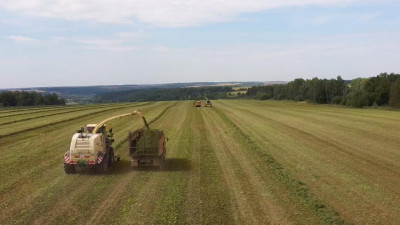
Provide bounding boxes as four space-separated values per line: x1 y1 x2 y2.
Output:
0 100 399 225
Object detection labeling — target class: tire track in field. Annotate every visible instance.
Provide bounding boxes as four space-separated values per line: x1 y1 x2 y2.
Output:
0 102 151 138
213 106 349 225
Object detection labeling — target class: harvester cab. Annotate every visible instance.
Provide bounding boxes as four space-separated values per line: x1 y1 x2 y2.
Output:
64 110 143 174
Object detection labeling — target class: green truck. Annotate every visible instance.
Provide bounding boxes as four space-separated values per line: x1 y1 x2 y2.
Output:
129 128 166 169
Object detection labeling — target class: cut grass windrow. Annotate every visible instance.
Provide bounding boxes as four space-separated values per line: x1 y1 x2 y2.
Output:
0 105 68 115
0 102 151 139
213 107 350 225
0 103 130 118
0 105 127 126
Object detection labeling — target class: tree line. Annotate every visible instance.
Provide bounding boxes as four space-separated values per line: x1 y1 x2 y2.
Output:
246 73 400 108
95 86 233 102
0 91 66 107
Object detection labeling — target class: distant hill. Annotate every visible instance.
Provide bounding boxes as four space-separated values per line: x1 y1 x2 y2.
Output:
95 86 235 102
1 82 263 104
264 81 289 86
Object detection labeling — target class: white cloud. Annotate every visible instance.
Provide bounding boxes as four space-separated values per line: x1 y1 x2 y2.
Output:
0 0 378 27
152 46 170 52
311 12 382 24
74 38 137 51
116 32 149 39
8 35 39 43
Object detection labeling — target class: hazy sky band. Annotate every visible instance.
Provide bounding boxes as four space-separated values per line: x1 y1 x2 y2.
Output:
0 0 399 88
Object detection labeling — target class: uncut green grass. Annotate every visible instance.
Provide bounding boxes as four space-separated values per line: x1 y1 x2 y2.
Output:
216 100 400 224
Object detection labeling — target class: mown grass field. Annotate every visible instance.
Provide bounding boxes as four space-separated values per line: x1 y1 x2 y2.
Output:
0 100 399 225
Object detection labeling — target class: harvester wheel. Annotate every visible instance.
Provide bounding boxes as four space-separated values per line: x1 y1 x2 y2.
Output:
96 154 108 173
108 147 115 167
64 163 76 174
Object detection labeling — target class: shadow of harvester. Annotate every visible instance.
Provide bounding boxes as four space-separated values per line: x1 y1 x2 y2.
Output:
70 158 191 176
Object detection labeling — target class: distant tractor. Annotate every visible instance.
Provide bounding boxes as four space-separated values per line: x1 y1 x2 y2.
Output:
204 96 212 107
129 128 166 169
195 101 201 107
64 110 144 174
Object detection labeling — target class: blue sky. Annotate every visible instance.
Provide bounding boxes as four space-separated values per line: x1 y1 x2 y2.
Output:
0 0 399 88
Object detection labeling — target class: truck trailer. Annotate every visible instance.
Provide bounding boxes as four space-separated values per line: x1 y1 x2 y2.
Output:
129 128 166 169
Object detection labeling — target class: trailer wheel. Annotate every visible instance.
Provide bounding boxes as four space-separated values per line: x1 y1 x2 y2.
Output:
96 154 108 173
64 163 76 174
159 155 165 170
108 148 115 167
131 159 138 169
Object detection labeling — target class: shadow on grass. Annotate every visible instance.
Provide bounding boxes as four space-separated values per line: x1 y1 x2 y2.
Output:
72 158 191 176
163 158 191 171
131 158 192 172
74 159 133 176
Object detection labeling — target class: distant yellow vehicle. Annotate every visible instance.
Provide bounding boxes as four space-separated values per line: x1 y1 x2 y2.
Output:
195 101 201 107
204 96 212 107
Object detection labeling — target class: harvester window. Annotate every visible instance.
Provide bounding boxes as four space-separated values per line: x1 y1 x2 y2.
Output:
87 127 94 133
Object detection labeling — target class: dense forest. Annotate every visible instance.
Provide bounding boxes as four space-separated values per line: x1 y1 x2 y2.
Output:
95 86 233 102
0 91 66 107
246 73 400 108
